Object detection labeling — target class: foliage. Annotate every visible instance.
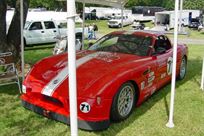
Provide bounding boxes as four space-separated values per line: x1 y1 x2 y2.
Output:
29 0 64 10
126 0 204 10
184 0 204 10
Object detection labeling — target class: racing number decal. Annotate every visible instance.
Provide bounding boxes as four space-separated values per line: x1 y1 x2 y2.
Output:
167 57 173 75
80 102 91 113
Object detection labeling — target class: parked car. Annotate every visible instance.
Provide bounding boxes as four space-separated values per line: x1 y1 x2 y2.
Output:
188 18 201 29
23 20 84 46
132 21 145 30
198 25 204 32
21 30 188 131
107 15 133 28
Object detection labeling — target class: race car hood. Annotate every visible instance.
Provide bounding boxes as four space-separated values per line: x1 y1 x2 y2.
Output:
24 50 144 98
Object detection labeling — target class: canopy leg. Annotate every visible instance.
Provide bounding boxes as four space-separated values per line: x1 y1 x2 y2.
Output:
166 0 180 128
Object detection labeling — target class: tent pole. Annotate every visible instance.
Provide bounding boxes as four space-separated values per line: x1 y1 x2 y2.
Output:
20 0 24 83
166 0 179 128
178 0 183 32
121 5 124 30
67 0 78 135
201 57 204 90
82 0 85 50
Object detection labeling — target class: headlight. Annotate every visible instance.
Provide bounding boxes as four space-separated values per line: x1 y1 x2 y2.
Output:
22 85 26 94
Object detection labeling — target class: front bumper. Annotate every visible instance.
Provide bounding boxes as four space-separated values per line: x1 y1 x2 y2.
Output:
21 99 110 131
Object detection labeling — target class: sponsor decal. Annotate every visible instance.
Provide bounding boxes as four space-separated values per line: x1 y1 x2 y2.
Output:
167 57 173 75
94 52 120 62
148 71 155 83
80 102 91 113
161 73 166 79
150 87 157 95
141 81 145 90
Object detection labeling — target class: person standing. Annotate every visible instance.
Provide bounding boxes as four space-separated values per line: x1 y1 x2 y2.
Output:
93 23 98 39
88 24 94 40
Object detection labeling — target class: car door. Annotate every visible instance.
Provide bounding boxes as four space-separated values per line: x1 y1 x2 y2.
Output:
153 35 173 88
25 21 45 45
43 21 59 43
134 36 158 98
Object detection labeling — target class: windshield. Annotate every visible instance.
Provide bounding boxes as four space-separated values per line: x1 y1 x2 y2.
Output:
24 21 31 30
89 34 153 56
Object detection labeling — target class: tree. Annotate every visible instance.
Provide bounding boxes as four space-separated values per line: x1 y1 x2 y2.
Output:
29 0 63 10
0 0 29 63
0 0 7 53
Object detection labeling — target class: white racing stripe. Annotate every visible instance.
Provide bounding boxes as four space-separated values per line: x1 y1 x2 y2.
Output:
41 52 101 96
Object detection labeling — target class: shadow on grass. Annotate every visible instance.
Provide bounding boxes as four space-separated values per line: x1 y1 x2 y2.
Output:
94 58 203 136
0 84 20 96
25 44 54 51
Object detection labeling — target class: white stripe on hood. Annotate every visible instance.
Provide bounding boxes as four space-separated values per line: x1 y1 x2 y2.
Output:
41 52 108 96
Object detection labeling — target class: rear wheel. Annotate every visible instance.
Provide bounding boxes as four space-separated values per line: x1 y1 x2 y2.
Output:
111 82 136 121
178 56 187 80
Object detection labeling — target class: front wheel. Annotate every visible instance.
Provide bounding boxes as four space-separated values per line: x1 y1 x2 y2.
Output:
177 56 187 80
111 82 136 121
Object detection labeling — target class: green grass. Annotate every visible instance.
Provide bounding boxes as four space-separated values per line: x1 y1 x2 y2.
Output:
24 44 54 65
0 45 204 136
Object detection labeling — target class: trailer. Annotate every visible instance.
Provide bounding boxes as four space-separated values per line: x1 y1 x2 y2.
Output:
155 10 200 30
85 7 132 20
131 6 164 22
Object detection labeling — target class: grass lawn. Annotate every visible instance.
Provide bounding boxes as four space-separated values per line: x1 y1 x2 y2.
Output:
0 44 204 136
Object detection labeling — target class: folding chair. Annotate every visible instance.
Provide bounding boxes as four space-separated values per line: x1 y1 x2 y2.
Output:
0 52 21 93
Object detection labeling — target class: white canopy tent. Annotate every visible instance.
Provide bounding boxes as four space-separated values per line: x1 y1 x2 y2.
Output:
75 0 128 49
19 0 184 135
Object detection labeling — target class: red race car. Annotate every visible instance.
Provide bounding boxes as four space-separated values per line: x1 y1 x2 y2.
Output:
21 31 188 130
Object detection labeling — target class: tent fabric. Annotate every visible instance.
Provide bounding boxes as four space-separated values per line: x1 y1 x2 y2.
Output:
76 0 128 8
58 0 128 8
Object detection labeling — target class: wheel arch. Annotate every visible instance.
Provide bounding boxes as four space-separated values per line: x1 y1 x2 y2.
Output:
128 80 140 104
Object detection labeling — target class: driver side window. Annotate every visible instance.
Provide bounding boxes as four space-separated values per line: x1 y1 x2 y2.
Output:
154 35 172 55
29 22 43 30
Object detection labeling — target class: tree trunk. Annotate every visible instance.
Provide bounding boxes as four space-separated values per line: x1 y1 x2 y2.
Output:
0 0 7 53
7 0 29 62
